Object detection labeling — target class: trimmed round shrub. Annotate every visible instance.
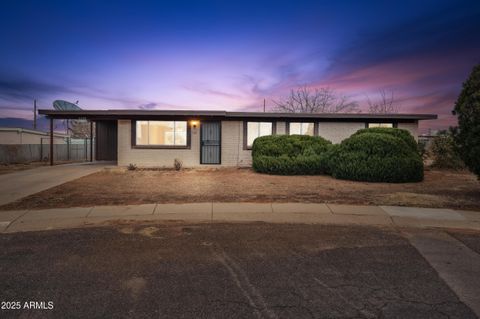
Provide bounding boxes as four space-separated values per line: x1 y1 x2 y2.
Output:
252 135 332 175
352 127 418 152
330 131 424 183
253 153 331 175
252 135 331 157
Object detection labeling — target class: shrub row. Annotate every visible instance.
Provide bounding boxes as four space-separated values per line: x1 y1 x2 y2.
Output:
252 128 424 183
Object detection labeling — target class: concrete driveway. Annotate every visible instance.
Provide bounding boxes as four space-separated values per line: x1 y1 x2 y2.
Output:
0 162 111 206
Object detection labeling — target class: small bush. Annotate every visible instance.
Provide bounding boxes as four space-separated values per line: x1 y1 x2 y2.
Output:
174 158 183 171
329 130 424 183
127 163 137 171
417 140 429 160
430 134 465 170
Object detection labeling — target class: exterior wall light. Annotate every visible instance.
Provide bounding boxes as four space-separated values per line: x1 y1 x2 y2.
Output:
190 120 199 129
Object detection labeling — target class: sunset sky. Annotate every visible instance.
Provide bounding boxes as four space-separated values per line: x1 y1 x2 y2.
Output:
0 0 479 132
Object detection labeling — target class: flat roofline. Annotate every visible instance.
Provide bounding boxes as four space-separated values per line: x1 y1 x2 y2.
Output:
38 109 438 121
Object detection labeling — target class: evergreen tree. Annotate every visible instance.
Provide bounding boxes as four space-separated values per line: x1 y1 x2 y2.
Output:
453 64 480 178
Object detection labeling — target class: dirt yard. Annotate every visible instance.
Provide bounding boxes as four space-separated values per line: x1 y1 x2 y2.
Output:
1 167 479 211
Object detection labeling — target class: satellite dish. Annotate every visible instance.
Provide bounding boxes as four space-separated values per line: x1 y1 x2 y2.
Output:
52 100 87 136
53 100 82 111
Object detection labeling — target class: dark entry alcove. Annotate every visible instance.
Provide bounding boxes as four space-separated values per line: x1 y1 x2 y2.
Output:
95 121 118 161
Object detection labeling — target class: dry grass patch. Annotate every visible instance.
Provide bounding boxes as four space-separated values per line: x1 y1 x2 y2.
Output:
0 167 479 211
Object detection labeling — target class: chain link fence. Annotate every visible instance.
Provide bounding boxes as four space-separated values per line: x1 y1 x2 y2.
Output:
0 138 95 164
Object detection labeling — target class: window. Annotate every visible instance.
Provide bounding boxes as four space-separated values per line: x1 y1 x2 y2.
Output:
135 121 187 146
367 123 394 128
246 122 273 148
289 122 315 136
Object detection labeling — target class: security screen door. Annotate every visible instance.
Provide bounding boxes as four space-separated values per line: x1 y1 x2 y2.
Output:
200 121 221 164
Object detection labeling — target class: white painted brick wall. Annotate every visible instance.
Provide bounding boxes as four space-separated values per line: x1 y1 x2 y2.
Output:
318 122 365 144
118 120 252 167
397 122 419 141
117 120 420 167
117 120 201 167
221 121 252 166
276 121 286 135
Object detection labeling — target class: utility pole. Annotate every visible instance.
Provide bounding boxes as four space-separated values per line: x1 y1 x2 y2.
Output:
263 98 266 112
33 99 37 130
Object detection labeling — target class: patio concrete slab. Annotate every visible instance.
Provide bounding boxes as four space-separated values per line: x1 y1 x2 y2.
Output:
320 214 393 226
405 230 480 317
0 162 110 206
212 202 272 214
85 212 212 224
154 203 212 214
5 217 87 233
151 212 211 222
212 211 393 226
381 206 465 221
327 204 387 216
20 207 92 220
0 221 10 232
271 203 331 214
392 216 480 231
457 210 480 222
89 204 156 217
0 209 27 222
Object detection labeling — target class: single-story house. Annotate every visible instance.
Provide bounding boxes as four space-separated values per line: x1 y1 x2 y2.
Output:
38 109 437 167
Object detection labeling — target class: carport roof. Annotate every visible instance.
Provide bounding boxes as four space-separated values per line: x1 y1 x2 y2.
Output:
38 109 437 121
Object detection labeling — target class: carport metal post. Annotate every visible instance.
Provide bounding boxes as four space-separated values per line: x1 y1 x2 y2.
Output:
50 117 54 166
90 121 93 162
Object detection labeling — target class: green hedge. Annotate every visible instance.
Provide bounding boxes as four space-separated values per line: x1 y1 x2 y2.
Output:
251 128 424 183
252 135 332 175
329 132 424 182
252 134 331 157
352 127 418 152
253 153 331 175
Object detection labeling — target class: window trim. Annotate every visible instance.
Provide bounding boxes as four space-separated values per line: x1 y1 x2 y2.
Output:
365 122 398 129
243 121 276 150
131 120 191 149
286 121 318 136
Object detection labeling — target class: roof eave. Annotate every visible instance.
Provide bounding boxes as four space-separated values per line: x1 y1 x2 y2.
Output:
37 109 438 121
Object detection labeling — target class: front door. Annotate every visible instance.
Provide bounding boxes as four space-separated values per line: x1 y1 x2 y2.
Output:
200 121 221 164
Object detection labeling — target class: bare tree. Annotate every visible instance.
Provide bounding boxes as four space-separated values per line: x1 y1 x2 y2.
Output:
273 86 359 113
366 89 399 113
67 120 91 138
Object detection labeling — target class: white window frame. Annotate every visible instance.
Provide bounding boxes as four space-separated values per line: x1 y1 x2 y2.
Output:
134 120 188 148
367 123 395 128
244 121 275 149
288 122 316 136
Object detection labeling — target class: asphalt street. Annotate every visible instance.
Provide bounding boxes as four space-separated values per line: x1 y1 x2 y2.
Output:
0 223 477 318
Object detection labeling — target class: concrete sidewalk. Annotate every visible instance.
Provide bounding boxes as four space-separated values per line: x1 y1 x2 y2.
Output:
1 202 479 233
0 162 113 206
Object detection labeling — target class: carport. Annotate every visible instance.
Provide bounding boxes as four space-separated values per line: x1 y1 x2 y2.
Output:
39 110 118 165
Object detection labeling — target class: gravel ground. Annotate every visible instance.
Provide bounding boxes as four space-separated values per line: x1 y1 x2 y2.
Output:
0 223 476 318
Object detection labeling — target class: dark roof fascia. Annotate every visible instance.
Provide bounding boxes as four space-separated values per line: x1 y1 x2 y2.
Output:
38 109 438 121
